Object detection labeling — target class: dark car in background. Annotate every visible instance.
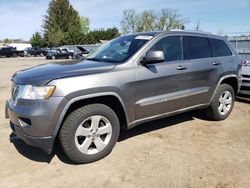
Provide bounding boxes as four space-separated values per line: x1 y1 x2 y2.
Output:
0 46 24 57
24 47 44 57
45 48 74 59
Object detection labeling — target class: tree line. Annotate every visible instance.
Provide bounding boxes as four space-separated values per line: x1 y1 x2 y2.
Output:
30 0 187 48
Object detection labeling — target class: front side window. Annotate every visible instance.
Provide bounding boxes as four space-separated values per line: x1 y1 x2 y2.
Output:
148 36 182 62
184 36 212 60
86 34 154 63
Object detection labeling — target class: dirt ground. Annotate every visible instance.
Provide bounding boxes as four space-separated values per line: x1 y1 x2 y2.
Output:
0 57 250 188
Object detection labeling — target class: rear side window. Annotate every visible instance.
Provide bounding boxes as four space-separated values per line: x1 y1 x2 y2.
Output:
149 36 182 62
210 38 232 57
184 36 212 60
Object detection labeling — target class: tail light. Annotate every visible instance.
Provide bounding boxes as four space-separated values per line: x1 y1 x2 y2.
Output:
240 60 245 67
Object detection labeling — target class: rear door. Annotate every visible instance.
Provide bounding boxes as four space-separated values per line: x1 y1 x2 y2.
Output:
183 36 223 106
135 36 192 120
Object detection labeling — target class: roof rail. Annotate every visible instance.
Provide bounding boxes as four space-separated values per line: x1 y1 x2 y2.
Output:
170 29 212 35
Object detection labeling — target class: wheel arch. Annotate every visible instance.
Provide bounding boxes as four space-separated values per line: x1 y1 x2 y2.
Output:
52 93 129 139
221 77 239 95
210 74 239 103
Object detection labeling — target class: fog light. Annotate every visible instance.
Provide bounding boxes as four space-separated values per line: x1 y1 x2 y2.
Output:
18 117 31 128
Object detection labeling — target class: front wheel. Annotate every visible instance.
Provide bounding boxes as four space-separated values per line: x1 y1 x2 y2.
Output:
204 84 235 121
59 104 120 164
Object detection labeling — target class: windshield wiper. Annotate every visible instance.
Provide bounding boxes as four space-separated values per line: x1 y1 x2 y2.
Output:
86 57 101 62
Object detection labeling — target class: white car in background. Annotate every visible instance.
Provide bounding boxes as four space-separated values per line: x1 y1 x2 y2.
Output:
240 61 250 95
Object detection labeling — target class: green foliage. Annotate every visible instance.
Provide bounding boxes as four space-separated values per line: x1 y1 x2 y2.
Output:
80 17 90 35
30 32 46 48
82 27 120 44
3 38 11 44
43 0 85 46
121 8 187 34
30 0 120 47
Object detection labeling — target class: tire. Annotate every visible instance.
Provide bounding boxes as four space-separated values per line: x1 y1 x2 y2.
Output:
59 104 120 164
204 84 235 121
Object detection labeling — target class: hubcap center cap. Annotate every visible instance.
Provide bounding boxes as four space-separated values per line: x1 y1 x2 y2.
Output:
92 132 97 138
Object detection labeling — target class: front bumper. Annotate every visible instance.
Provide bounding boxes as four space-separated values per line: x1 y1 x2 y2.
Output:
5 97 67 154
239 78 250 95
9 121 54 154
239 86 250 95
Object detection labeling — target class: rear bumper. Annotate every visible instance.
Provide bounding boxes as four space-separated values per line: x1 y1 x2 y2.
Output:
10 121 54 154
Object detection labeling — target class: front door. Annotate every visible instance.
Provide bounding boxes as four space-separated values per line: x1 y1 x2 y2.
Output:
135 36 192 120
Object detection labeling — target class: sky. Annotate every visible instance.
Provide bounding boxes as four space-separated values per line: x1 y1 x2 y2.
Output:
0 0 250 40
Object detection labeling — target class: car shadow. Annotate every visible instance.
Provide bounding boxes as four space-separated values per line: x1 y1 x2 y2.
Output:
11 134 76 164
236 95 250 104
11 110 210 164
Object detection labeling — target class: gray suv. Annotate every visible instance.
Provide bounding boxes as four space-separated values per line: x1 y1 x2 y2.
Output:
6 31 241 163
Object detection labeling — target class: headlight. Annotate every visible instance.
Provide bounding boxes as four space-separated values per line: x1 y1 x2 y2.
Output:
14 85 56 100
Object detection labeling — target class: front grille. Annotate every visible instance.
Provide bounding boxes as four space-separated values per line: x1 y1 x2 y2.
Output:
243 80 250 83
241 86 250 91
242 74 250 78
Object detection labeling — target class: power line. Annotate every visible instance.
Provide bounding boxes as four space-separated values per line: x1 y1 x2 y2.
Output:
220 31 250 35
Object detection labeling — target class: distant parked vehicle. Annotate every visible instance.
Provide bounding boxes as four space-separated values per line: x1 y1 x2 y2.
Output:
25 47 44 57
239 61 250 95
46 49 74 59
0 46 24 57
42 48 52 56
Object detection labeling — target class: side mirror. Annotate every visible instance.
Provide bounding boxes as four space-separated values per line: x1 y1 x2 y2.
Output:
141 51 165 65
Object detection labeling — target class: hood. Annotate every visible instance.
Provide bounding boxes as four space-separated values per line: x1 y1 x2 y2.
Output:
12 60 116 85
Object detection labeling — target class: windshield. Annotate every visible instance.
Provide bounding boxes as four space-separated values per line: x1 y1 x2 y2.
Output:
86 34 154 63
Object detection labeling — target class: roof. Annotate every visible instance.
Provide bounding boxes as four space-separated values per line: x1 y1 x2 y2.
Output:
124 30 223 39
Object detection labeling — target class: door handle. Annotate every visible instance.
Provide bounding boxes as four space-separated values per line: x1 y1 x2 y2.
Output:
213 61 221 65
176 65 187 70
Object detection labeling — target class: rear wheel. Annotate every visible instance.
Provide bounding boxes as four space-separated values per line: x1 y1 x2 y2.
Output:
204 84 235 120
59 104 120 164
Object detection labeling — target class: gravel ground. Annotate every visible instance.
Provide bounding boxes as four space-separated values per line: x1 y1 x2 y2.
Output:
0 57 250 188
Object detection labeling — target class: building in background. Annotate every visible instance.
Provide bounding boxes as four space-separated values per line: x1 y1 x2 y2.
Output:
8 43 32 51
229 36 250 61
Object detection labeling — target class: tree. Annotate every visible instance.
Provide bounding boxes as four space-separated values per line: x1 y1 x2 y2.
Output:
121 8 187 34
3 38 11 44
30 32 45 48
194 20 201 31
42 0 88 46
82 27 120 44
80 17 90 35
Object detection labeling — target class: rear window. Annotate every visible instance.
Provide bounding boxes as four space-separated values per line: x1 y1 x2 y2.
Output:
210 38 232 57
184 36 212 60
